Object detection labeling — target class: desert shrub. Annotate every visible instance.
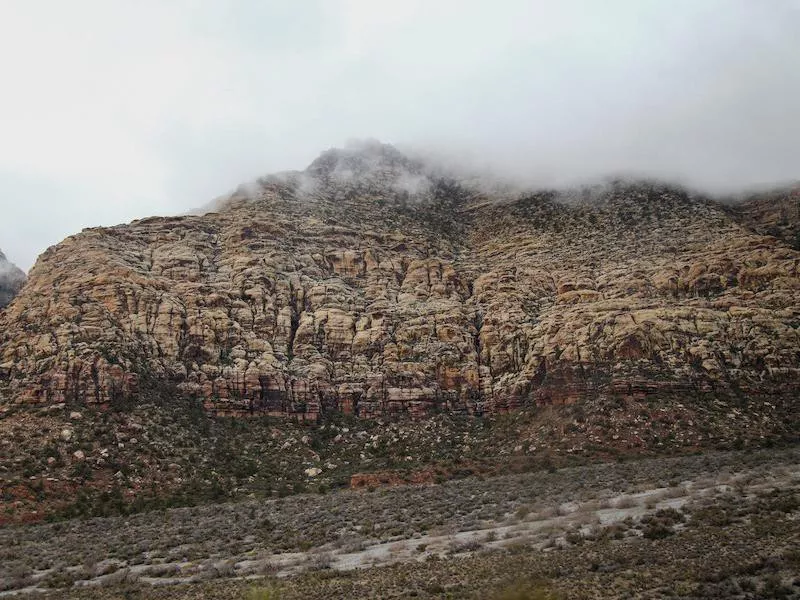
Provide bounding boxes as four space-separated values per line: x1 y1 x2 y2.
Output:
306 551 333 571
613 495 637 509
425 583 446 594
690 505 734 527
642 520 674 540
760 490 799 514
641 508 684 539
565 529 584 545
247 584 282 600
205 558 236 579
39 567 81 589
488 581 562 600
762 573 794 598
448 538 483 554
654 507 684 523
515 505 531 520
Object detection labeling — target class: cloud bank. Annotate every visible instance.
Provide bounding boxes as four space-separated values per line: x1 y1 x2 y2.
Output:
0 0 798 269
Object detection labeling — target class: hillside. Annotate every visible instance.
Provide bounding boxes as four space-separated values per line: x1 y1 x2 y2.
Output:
0 142 798 520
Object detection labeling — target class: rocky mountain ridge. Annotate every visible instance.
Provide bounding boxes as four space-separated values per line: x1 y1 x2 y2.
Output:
0 142 798 522
1 142 798 422
0 249 25 309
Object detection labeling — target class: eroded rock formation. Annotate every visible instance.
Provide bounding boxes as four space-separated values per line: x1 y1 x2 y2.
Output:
1 143 798 418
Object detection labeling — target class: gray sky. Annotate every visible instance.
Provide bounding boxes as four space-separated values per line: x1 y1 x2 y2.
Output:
1 0 799 270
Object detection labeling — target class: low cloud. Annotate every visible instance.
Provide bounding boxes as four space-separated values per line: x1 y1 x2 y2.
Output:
1 1 799 269
0 249 25 283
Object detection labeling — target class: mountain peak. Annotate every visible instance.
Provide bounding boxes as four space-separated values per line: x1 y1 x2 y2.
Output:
301 140 434 201
305 139 421 178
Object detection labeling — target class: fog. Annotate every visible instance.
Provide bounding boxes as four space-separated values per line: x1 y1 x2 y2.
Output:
0 251 23 280
0 1 798 270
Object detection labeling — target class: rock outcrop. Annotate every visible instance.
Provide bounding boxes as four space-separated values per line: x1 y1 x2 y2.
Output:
0 249 25 309
1 143 798 419
729 185 800 250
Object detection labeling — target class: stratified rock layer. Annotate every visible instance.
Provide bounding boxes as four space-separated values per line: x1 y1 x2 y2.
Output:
1 144 798 418
0 249 25 309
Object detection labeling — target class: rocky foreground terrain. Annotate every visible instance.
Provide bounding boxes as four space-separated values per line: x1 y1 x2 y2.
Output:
1 448 798 598
0 141 798 520
0 249 25 309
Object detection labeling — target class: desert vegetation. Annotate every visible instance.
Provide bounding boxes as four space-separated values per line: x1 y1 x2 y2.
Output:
0 446 797 598
3 388 796 525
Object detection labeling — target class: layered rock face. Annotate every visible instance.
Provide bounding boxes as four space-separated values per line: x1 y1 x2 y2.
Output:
1 143 798 419
0 249 25 309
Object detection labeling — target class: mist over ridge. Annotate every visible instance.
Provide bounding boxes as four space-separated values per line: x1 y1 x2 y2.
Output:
1 1 799 270
205 137 799 216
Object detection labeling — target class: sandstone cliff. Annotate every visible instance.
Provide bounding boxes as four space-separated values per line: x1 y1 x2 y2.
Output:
1 143 799 420
0 249 25 309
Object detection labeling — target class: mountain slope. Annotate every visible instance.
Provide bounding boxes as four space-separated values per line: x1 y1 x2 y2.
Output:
1 143 799 521
1 145 798 419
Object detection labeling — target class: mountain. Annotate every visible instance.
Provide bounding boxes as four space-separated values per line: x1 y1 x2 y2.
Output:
0 142 798 519
2 142 798 415
0 249 25 308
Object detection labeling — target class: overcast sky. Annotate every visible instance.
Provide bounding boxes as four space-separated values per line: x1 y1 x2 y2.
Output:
1 1 799 270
